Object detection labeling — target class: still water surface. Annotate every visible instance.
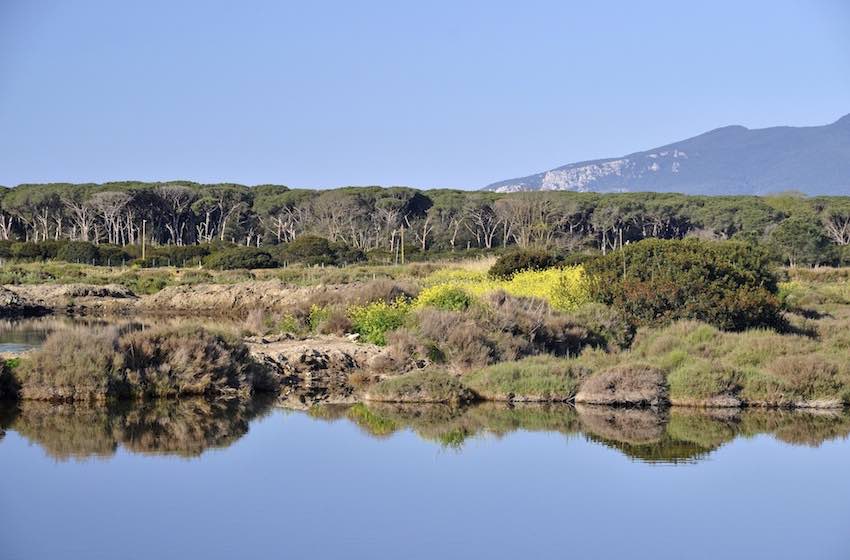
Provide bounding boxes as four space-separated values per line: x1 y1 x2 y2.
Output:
1 399 849 560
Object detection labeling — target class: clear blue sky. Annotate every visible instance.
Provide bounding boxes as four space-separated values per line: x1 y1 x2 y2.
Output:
1 0 848 189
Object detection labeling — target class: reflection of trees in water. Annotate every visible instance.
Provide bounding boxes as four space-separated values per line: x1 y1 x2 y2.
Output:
305 402 850 462
7 396 273 460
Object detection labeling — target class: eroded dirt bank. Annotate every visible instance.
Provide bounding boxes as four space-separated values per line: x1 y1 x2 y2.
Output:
3 281 341 316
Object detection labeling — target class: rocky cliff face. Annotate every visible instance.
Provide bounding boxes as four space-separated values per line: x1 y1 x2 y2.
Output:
485 114 850 195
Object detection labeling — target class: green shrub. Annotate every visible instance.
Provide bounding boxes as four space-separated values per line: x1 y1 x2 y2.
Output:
308 304 331 331
463 355 583 401
566 303 635 350
0 359 20 400
205 247 278 270
489 249 561 279
586 239 782 331
96 244 132 266
349 299 411 345
0 240 13 259
667 360 742 403
367 369 476 404
123 273 170 294
56 241 99 264
12 241 57 260
276 235 365 266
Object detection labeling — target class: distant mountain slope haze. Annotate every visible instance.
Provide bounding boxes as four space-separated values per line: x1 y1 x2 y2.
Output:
485 114 850 195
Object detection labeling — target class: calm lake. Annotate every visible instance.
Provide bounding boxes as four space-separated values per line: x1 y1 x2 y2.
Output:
1 397 849 560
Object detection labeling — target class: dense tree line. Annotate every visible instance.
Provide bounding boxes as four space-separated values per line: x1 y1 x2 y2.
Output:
1 181 848 265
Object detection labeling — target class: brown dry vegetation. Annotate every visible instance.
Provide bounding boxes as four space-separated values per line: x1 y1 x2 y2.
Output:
575 365 669 407
14 325 276 402
385 292 594 372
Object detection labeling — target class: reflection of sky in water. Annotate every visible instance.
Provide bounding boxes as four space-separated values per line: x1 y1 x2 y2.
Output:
1 403 849 560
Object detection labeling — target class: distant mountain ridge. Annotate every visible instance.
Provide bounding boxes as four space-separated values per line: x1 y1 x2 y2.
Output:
485 114 850 195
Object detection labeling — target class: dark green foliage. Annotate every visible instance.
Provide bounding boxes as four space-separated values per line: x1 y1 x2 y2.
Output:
0 359 20 400
96 244 132 265
276 235 365 266
586 239 782 331
11 241 59 260
567 303 635 350
0 240 12 259
144 244 212 267
489 249 561 279
769 216 834 267
204 247 278 270
1 182 849 265
56 241 99 264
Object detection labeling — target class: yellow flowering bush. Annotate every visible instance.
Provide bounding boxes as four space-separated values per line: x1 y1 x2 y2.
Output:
413 284 474 311
348 298 412 345
421 265 590 312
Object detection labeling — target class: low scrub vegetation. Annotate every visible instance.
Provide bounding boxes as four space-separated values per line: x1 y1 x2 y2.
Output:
488 249 561 279
575 364 669 407
388 293 593 370
463 355 583 402
592 320 850 407
367 369 476 404
13 325 275 402
205 247 278 270
586 239 782 331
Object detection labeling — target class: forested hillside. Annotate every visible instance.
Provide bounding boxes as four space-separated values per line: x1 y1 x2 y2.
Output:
1 182 849 266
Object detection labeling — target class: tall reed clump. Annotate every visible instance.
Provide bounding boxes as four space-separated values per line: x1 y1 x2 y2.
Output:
14 325 276 402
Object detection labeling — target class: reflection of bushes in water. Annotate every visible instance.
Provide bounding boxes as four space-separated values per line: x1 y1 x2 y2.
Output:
10 401 121 459
577 406 850 463
665 408 740 450
575 405 741 464
461 403 580 439
346 403 399 438
738 409 850 447
323 402 580 448
10 397 273 460
305 404 351 422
